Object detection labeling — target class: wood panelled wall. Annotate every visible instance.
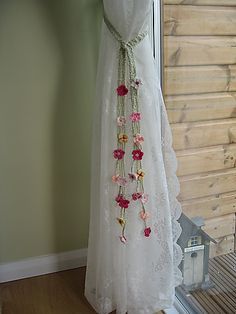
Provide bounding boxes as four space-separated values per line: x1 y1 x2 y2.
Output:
163 0 236 257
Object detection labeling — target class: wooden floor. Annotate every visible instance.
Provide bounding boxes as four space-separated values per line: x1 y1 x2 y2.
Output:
178 253 236 314
0 267 97 314
0 267 163 314
2 253 236 314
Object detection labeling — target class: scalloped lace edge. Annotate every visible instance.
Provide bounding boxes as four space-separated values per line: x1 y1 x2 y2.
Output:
161 101 183 287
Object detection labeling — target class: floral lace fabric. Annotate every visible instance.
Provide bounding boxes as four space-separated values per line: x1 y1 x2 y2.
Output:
85 1 183 313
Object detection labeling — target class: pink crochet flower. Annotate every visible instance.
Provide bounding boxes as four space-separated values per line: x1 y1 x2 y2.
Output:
119 235 127 244
144 227 151 237
117 84 128 96
112 174 120 183
117 176 128 187
140 211 150 221
132 149 144 160
113 149 125 160
131 79 142 89
141 193 149 204
117 116 126 127
128 173 138 182
133 133 144 145
132 192 142 201
130 112 141 122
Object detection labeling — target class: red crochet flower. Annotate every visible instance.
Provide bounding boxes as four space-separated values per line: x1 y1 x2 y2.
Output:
117 84 128 96
132 149 144 160
115 195 124 203
118 198 130 209
132 192 142 201
144 227 151 237
113 149 125 160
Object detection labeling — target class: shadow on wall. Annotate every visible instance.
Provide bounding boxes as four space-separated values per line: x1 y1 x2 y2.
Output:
43 0 103 253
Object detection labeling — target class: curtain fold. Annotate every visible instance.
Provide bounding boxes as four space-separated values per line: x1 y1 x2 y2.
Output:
85 1 182 313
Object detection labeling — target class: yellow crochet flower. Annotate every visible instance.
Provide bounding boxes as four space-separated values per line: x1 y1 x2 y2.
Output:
116 217 126 227
136 169 145 181
118 133 128 143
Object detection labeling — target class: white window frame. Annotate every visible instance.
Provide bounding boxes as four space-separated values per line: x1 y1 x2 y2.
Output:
151 2 186 313
150 0 163 88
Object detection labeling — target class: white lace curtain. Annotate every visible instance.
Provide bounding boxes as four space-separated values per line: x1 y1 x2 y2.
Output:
85 1 182 313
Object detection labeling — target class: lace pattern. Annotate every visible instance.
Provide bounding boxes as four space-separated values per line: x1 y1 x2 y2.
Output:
160 95 183 286
85 1 183 313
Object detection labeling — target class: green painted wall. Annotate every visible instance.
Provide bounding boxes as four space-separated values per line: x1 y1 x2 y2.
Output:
0 0 102 263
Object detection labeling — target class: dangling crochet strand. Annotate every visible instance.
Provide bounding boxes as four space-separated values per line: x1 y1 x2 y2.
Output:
104 15 151 243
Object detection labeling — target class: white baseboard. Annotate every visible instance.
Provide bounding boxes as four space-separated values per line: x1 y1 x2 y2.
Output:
0 248 87 283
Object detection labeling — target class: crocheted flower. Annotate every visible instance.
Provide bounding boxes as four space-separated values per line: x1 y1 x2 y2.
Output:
131 78 142 89
113 149 125 160
117 217 126 227
144 227 151 237
140 211 150 221
141 193 149 204
117 116 126 127
112 174 120 183
118 177 128 187
117 84 128 96
118 133 128 143
136 169 145 181
119 235 127 244
132 192 142 201
119 198 130 209
116 195 129 208
132 149 144 160
115 194 124 203
128 173 138 182
133 133 144 145
130 112 141 122
112 175 128 187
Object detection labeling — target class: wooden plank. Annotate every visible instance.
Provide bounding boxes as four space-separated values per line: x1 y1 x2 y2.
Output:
227 253 236 264
217 255 236 277
176 144 236 176
176 286 208 313
166 92 236 123
211 261 236 288
179 254 236 313
210 258 236 288
209 266 236 305
164 36 236 66
210 234 235 258
205 287 236 314
208 273 236 311
172 118 236 150
164 65 236 96
164 0 236 6
181 191 236 220
179 168 236 200
203 214 235 239
193 292 220 314
164 5 236 36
